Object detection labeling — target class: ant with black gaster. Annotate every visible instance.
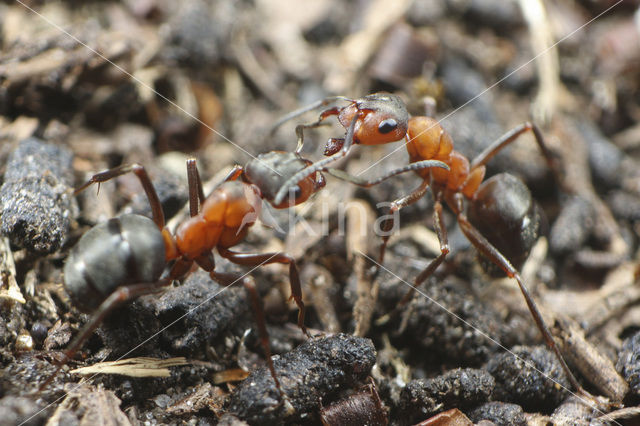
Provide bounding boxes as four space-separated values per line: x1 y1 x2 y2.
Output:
41 145 448 405
271 92 599 402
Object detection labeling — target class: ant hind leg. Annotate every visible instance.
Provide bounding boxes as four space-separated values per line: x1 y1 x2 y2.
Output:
456 212 594 401
470 122 565 188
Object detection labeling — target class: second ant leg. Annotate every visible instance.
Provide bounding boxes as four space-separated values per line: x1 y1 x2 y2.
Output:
469 122 565 188
217 247 308 337
325 159 449 188
395 195 449 334
378 180 430 265
399 195 450 306
456 212 594 400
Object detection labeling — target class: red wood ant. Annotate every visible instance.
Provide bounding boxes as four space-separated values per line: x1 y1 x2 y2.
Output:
42 149 448 403
271 93 596 401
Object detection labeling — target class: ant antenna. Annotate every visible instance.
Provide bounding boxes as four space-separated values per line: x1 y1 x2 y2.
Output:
273 113 361 206
270 95 354 135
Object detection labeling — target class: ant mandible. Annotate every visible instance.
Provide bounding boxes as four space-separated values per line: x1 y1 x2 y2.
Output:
43 147 448 403
271 92 596 401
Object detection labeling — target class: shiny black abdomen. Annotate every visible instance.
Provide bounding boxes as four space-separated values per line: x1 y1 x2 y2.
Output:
468 173 545 272
63 214 166 312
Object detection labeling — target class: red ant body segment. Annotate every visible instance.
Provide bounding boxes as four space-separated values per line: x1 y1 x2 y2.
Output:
273 93 596 401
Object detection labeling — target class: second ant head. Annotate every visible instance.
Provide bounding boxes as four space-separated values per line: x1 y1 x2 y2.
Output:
337 93 409 147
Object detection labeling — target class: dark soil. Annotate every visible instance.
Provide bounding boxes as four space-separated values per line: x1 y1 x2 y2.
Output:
1 1 640 425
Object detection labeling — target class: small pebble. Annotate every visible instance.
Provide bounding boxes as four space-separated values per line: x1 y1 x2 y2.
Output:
138 269 251 355
14 330 33 352
487 345 569 412
228 333 376 425
549 196 595 254
400 368 495 422
467 401 526 426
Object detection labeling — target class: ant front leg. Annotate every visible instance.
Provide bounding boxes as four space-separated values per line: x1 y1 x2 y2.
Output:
325 160 449 188
378 180 430 266
217 247 308 337
294 107 341 153
76 163 166 229
270 95 353 148
273 113 361 206
399 193 450 306
455 210 593 400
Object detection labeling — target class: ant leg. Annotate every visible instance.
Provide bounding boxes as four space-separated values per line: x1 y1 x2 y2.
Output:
38 279 171 392
456 212 592 399
208 270 290 406
270 96 352 136
399 197 449 306
378 180 430 265
470 122 562 184
326 160 449 188
186 158 205 217
294 107 341 153
76 164 165 229
273 113 361 206
217 247 308 337
193 252 290 405
394 197 450 334
222 165 244 183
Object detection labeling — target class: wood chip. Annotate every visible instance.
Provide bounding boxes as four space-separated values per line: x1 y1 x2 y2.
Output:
70 357 188 378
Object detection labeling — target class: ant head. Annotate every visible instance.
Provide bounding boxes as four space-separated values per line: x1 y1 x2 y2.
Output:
337 93 409 145
244 151 324 209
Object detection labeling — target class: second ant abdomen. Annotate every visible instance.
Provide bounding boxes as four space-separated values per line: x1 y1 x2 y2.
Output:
468 173 546 273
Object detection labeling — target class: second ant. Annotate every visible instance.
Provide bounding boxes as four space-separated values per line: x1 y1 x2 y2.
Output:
272 92 601 404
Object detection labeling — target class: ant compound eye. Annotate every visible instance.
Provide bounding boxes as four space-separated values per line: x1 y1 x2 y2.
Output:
287 185 302 200
378 118 398 134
